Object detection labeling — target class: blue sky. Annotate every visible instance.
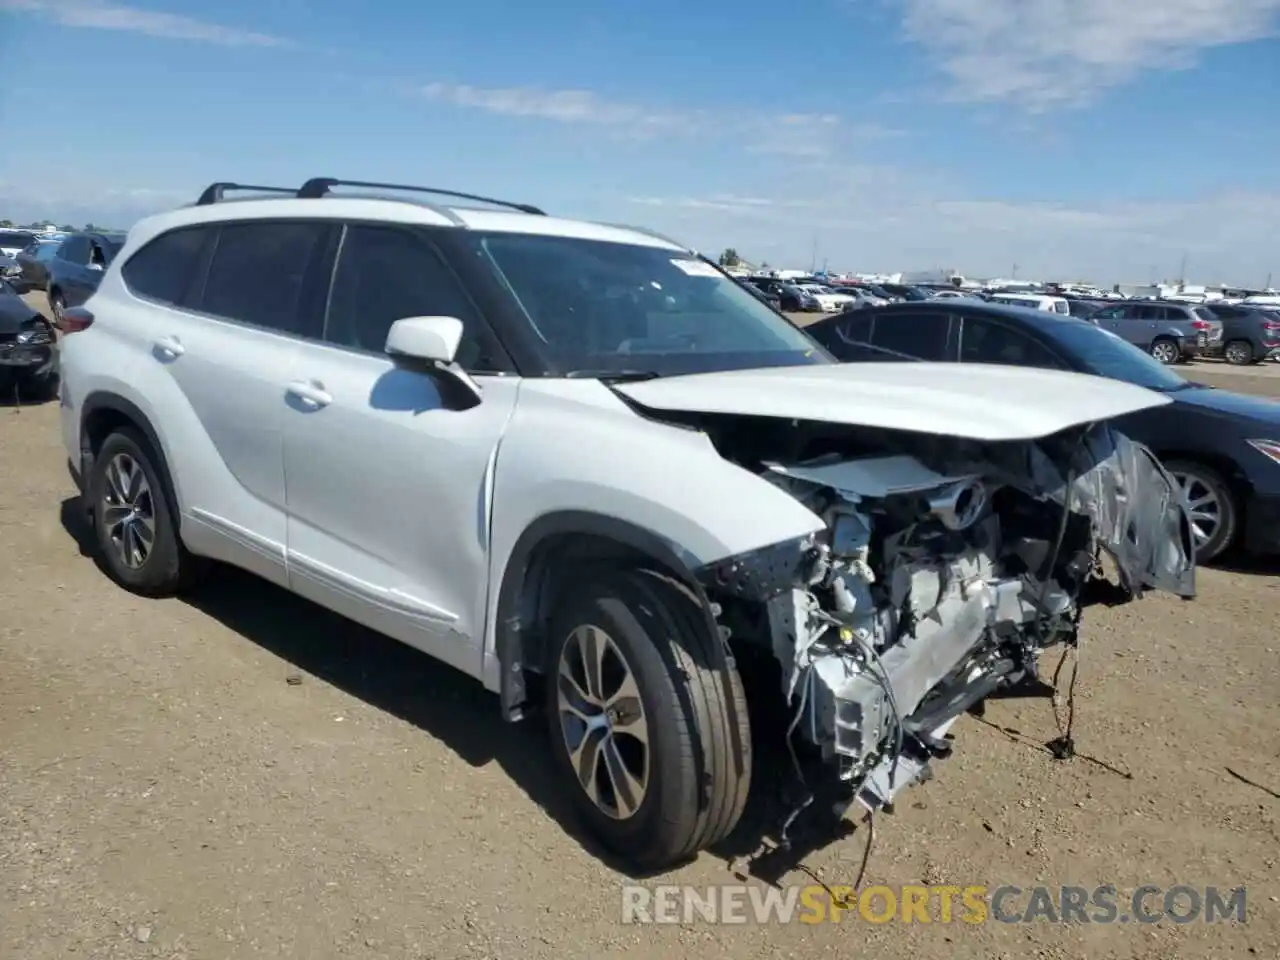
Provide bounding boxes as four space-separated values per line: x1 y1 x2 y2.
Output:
1 0 1278 285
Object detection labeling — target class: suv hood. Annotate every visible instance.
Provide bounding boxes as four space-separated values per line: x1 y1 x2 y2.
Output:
613 363 1171 442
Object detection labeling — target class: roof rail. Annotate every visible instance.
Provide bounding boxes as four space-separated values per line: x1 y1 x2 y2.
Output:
296 178 546 215
196 182 296 206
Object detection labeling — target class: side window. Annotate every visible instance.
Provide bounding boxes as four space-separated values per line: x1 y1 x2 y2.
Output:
836 311 874 344
960 317 1066 369
121 226 210 305
871 311 951 360
1092 305 1122 320
1134 305 1166 321
197 221 328 336
324 224 506 372
59 236 90 265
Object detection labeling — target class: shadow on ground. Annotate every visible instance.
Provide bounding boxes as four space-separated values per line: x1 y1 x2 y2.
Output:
58 497 832 882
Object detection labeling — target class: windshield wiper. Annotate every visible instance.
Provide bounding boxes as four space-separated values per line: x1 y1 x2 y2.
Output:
564 369 663 382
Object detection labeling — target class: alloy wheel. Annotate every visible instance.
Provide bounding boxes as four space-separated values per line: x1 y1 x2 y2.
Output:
556 624 650 820
1170 468 1221 551
100 452 156 569
1151 341 1179 364
1225 342 1252 365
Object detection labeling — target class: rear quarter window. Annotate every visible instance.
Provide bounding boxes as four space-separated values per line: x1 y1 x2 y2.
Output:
121 226 211 305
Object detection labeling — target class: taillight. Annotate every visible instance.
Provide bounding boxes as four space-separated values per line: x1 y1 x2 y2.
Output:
1191 319 1210 330
61 307 94 334
1263 322 1280 333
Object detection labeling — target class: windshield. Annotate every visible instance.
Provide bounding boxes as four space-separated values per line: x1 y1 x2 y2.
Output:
0 231 35 248
471 233 830 376
1047 321 1189 391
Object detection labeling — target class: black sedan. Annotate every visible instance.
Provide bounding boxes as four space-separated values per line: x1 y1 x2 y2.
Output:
0 279 58 402
804 299 1280 563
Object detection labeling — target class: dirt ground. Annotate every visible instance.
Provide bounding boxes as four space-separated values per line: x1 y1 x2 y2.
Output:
2 296 1278 959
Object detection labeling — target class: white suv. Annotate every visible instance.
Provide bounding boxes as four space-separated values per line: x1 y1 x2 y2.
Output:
58 178 1195 870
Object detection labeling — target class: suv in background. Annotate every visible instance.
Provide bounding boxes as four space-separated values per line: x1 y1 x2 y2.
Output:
1089 300 1223 363
1201 303 1280 365
56 177 1192 871
46 232 126 327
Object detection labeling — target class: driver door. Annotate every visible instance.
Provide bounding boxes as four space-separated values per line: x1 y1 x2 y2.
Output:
281 223 518 677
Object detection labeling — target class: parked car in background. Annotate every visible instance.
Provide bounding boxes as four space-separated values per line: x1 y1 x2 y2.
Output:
986 291 1070 315
0 229 37 258
1201 303 1280 365
929 289 980 300
12 239 62 292
878 283 932 301
796 283 855 312
0 254 19 284
46 232 126 326
1062 298 1106 320
837 287 887 311
738 278 781 311
0 278 59 401
1089 299 1222 364
777 282 823 311
805 299 1280 563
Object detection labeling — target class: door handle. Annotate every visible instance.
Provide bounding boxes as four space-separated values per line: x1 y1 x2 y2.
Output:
286 379 332 409
153 336 185 357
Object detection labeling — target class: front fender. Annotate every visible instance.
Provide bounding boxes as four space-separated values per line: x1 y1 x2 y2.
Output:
481 378 825 694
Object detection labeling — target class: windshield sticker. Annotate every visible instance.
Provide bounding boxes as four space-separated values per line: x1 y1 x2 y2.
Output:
670 259 721 278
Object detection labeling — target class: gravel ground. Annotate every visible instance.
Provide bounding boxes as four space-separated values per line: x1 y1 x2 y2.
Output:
2 298 1278 959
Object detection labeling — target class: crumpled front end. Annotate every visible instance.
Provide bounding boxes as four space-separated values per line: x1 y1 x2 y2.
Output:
697 422 1194 816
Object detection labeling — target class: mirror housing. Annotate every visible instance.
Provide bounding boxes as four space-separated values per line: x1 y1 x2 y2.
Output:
384 315 482 409
385 315 463 364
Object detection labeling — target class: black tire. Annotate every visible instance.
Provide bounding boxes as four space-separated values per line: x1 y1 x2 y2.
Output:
544 569 751 871
1224 340 1255 366
88 427 203 596
48 290 65 329
1150 337 1180 364
1165 459 1238 564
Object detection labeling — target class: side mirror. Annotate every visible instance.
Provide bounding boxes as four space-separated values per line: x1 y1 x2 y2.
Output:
386 315 462 363
384 316 482 409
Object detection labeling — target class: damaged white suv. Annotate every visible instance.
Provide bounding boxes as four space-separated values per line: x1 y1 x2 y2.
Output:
58 179 1195 870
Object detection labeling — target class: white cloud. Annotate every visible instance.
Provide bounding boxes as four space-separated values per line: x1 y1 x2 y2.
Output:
900 0 1280 108
0 0 288 46
623 182 1280 285
416 82 898 152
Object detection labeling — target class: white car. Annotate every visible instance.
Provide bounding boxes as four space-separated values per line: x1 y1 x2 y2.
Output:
797 284 855 312
57 178 1195 871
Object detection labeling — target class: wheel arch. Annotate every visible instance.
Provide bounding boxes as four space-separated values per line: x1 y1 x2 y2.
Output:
491 510 744 768
79 391 184 534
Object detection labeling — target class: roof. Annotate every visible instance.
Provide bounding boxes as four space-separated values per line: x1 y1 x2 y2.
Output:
122 193 689 257
879 298 1085 334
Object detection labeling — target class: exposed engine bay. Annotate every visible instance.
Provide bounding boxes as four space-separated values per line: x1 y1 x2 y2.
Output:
686 413 1197 821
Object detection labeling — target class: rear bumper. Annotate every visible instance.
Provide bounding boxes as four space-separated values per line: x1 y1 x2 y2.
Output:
1244 491 1280 555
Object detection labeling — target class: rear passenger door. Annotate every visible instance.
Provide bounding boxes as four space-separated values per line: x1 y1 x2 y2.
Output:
280 222 518 676
869 310 954 361
121 218 333 586
55 235 93 306
958 316 1069 369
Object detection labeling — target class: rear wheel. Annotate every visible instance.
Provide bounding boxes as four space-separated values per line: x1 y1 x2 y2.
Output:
1150 338 1180 364
544 569 751 870
1165 459 1238 563
88 428 204 596
1224 340 1255 366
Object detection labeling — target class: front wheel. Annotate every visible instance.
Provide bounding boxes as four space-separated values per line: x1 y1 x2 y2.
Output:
1165 459 1238 563
1150 338 1180 364
544 570 751 871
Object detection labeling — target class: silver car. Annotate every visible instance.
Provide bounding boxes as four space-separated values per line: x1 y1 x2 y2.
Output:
1089 300 1224 364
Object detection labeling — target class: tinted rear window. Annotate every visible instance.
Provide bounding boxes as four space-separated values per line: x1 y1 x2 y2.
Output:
0 231 35 247
122 226 210 305
1193 307 1218 322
